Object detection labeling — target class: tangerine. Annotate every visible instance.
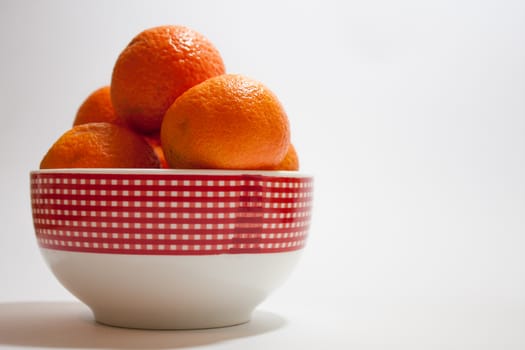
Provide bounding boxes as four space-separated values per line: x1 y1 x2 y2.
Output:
272 144 299 171
144 135 169 169
40 122 160 169
73 86 124 126
111 25 225 134
161 74 290 169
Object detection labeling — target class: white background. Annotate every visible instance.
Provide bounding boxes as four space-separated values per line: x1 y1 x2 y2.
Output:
1 0 525 348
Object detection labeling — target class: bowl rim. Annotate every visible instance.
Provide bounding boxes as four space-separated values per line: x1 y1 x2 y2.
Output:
30 168 313 178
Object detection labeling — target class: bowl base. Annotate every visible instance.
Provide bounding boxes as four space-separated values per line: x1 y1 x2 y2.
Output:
92 308 252 330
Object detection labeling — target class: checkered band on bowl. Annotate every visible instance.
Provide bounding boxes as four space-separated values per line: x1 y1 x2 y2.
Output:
31 172 313 255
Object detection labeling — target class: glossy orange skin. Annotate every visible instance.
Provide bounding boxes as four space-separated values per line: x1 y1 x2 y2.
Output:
40 122 160 169
111 25 225 134
161 74 290 170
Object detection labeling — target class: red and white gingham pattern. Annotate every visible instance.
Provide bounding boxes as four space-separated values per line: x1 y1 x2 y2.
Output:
31 172 313 255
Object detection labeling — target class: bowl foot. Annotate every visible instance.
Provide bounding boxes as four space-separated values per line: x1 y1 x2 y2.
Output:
92 308 252 330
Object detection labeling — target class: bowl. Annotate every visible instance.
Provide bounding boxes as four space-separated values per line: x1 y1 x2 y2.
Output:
30 169 313 329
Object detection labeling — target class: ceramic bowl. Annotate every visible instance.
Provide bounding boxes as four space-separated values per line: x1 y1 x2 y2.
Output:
30 169 313 329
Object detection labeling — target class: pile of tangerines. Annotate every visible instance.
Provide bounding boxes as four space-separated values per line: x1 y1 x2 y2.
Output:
40 25 298 171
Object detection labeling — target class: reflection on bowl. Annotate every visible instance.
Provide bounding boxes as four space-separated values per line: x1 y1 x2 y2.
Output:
30 169 313 329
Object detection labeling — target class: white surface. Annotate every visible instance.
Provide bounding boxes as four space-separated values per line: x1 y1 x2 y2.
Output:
0 297 524 349
1 0 525 348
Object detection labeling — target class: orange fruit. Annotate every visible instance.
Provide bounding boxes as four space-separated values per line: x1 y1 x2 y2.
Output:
111 25 226 134
272 144 299 171
73 86 124 126
144 135 169 169
161 74 290 169
40 122 160 169
72 87 168 167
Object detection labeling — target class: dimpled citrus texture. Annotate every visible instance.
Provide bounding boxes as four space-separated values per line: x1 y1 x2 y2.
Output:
73 86 124 126
40 123 160 169
111 25 226 134
161 74 290 169
272 144 299 170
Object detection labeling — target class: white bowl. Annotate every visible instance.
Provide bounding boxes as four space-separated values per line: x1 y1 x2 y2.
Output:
31 169 313 329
